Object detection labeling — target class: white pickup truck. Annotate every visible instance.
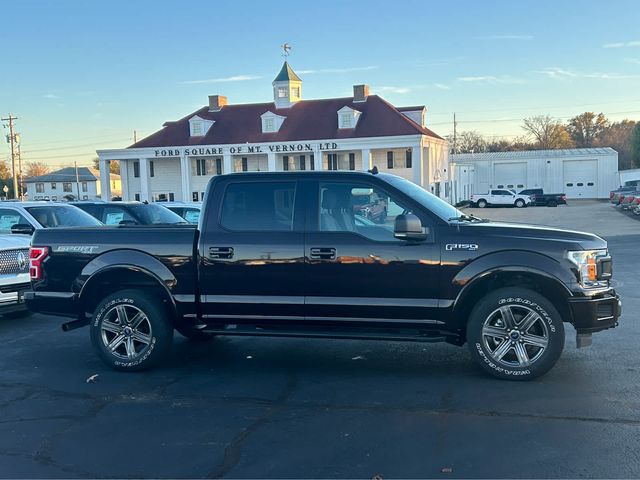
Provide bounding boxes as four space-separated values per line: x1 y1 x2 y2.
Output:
0 234 31 317
470 189 532 208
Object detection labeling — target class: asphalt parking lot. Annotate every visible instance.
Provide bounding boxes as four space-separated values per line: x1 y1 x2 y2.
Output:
1 201 639 479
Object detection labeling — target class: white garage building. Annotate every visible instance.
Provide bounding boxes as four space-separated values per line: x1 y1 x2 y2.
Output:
450 147 619 203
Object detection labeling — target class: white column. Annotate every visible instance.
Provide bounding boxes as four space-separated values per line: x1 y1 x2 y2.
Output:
223 153 232 174
413 143 423 185
119 160 129 200
99 157 111 200
139 158 150 202
314 146 323 170
361 148 371 171
180 154 191 202
267 152 276 172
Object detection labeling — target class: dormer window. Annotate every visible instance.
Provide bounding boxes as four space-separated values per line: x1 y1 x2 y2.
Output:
261 111 286 133
189 115 214 137
337 106 361 129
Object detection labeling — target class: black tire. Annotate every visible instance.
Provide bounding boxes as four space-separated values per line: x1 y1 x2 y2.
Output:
90 289 174 371
515 199 525 208
175 324 216 341
477 199 487 208
548 200 558 207
466 287 565 380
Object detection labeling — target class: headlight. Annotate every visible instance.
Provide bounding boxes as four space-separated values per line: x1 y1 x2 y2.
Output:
567 249 609 287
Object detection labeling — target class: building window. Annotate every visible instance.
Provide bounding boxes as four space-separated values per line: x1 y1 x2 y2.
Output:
340 113 353 128
149 160 155 177
191 122 203 136
63 182 72 192
135 193 140 201
299 155 306 171
192 192 199 202
310 154 315 171
36 183 44 193
51 182 56 190
241 157 248 172
328 153 338 170
82 181 88 192
216 158 222 175
348 153 355 170
169 193 175 201
192 158 207 176
291 87 300 98
277 87 287 98
265 118 275 132
52 196 57 201
283 155 289 171
387 151 394 169
405 149 412 168
133 161 140 178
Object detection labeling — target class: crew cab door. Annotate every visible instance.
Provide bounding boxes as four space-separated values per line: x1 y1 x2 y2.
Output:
303 179 442 324
490 189 512 205
198 178 306 322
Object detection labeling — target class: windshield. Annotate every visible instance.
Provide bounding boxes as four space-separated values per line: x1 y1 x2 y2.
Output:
127 204 188 225
381 174 464 222
25 205 103 228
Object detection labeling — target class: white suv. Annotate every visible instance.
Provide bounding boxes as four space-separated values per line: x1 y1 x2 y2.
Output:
0 234 31 317
470 189 531 208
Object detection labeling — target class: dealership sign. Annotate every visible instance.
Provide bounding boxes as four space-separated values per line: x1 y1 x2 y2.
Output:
154 142 339 158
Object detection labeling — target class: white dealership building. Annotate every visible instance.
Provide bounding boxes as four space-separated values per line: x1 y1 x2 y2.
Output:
450 147 619 203
97 61 450 203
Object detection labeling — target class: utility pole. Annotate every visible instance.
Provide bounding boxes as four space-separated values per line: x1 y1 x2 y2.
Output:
133 130 137 143
453 113 457 156
74 161 81 200
1 114 19 199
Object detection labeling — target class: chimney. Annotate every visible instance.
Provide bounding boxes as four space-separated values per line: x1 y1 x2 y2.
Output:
208 95 228 112
353 84 369 103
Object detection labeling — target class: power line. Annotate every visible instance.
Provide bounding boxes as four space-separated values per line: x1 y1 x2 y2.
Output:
22 138 131 154
427 110 640 127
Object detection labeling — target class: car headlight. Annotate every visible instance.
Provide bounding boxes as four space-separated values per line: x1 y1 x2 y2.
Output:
567 249 610 287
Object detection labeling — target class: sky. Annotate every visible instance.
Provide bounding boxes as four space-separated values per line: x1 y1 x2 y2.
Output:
1 0 640 169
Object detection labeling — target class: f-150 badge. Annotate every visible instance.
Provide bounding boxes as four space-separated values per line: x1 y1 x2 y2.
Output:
445 243 479 251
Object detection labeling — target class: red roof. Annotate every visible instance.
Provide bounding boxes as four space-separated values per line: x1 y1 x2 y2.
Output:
129 95 442 149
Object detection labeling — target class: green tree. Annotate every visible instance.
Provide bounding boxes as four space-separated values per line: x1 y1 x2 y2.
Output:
92 157 120 175
567 112 608 148
0 159 11 180
631 123 640 169
522 115 574 149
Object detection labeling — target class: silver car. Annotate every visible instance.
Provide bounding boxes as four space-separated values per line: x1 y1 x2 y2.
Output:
0 234 31 317
0 201 102 235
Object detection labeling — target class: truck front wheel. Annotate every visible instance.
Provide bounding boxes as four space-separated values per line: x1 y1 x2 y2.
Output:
466 287 565 380
90 289 174 371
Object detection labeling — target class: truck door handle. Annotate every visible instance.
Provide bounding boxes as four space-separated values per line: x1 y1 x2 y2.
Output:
209 247 234 259
309 247 336 260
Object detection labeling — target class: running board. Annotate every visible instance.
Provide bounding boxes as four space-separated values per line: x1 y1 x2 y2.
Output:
202 325 448 343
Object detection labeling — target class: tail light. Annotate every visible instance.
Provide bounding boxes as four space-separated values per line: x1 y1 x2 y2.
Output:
610 192 615 199
29 246 48 281
561 195 567 201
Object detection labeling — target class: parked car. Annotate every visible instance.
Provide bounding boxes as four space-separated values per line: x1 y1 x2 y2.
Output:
158 202 202 224
610 186 637 204
71 201 189 226
518 188 567 207
0 234 31 317
0 201 102 235
26 171 621 381
619 194 637 210
470 189 531 208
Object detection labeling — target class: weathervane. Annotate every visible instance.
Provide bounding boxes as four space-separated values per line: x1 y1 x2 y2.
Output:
280 43 292 58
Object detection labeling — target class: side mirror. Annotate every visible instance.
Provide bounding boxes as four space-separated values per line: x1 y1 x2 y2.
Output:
394 214 429 241
11 224 35 235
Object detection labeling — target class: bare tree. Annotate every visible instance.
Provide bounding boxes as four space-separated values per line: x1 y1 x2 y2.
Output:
567 112 608 147
24 161 50 178
92 157 120 175
522 115 574 149
597 120 637 170
446 130 487 154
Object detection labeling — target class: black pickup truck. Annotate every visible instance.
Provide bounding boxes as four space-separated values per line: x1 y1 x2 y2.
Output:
518 189 567 207
25 171 621 380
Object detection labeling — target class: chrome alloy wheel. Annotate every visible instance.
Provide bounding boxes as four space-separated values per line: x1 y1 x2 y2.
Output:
481 305 549 368
100 304 153 360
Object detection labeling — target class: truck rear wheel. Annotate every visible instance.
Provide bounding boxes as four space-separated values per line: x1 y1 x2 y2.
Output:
548 200 558 207
477 199 487 208
90 289 173 371
466 287 565 380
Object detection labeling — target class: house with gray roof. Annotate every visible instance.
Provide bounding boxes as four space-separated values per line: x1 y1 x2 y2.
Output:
25 166 121 201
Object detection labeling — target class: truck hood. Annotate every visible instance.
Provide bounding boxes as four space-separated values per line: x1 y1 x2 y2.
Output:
0 234 31 250
462 221 607 250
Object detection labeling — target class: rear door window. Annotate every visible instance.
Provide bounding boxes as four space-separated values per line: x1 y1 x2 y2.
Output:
220 182 296 231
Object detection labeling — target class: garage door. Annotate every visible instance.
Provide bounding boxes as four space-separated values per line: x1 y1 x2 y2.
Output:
494 162 527 190
563 160 597 198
